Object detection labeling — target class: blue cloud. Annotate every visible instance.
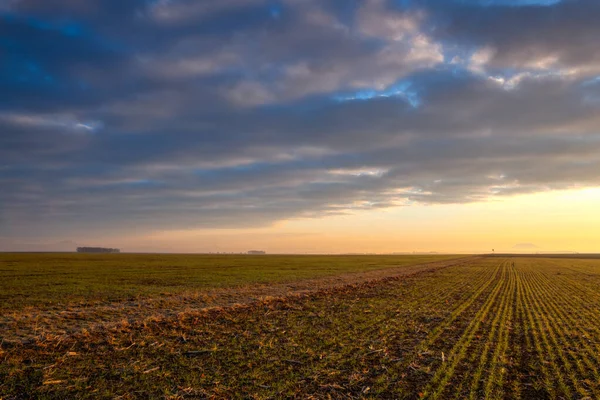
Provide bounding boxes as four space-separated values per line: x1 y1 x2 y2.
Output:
334 80 421 108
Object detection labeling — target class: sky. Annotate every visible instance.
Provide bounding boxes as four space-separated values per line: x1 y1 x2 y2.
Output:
1 0 600 253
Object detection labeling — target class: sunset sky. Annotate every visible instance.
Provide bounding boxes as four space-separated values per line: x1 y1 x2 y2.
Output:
2 0 600 253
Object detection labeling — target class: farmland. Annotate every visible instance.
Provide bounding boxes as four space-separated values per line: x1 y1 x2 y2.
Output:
0 253 458 311
2 255 600 398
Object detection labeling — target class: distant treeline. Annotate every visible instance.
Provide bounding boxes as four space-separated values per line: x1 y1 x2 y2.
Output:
77 247 120 254
485 253 600 260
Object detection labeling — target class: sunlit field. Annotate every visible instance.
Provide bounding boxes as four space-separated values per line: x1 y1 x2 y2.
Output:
0 253 458 310
3 255 600 398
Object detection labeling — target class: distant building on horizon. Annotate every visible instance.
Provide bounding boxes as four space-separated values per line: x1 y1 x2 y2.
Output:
247 250 266 255
77 247 120 254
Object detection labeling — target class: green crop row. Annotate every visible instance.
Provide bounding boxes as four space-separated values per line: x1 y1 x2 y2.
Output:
3 257 600 398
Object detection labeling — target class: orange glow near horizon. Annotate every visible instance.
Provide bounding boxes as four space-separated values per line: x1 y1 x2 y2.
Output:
76 187 600 254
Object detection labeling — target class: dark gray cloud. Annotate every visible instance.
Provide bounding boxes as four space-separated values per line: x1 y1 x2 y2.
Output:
1 0 600 238
424 0 600 77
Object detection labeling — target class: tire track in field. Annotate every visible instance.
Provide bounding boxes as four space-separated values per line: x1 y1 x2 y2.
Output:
479 262 516 399
510 265 557 399
504 262 530 400
276 266 491 396
398 263 502 361
419 260 510 399
412 262 502 349
449 261 517 400
351 263 496 357
445 261 516 399
390 261 504 397
339 263 498 396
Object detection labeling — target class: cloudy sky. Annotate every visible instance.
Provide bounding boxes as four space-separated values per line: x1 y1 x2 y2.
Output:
2 0 600 253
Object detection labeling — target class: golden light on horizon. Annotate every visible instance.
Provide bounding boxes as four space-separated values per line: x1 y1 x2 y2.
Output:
90 187 600 254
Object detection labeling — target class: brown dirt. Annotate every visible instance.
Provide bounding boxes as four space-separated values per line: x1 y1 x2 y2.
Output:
1 257 477 344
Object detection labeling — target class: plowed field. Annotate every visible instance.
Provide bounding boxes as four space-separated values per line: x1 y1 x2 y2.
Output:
2 256 600 399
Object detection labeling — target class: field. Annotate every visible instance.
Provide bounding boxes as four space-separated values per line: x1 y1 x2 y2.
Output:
0 253 458 310
3 254 600 398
